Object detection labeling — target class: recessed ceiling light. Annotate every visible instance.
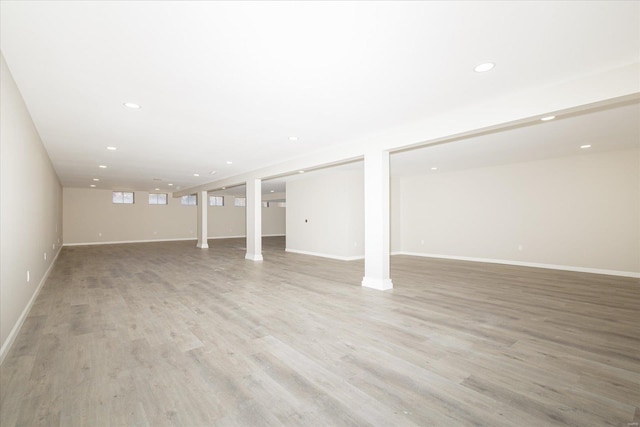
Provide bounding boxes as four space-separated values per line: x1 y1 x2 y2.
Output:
123 102 141 109
168 183 173 186
90 185 96 188
99 165 107 169
155 188 160 191
270 190 275 193
289 136 298 141
474 62 495 73
93 178 100 181
193 173 200 177
226 161 233 165
541 115 556 121
298 170 305 174
431 167 438 171
580 144 592 149
106 146 117 151
222 187 226 190
209 171 217 175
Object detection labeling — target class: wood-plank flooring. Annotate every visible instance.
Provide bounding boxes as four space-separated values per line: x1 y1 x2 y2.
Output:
1 237 638 426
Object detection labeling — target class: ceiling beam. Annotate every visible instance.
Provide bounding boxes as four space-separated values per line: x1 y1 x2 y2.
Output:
174 63 640 197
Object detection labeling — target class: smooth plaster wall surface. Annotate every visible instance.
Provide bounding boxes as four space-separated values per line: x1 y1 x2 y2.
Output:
63 188 285 244
399 149 640 274
1 54 63 359
391 176 402 252
286 170 364 259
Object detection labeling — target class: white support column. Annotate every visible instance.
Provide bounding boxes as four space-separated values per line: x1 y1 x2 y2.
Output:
196 190 209 249
362 149 393 290
245 178 263 261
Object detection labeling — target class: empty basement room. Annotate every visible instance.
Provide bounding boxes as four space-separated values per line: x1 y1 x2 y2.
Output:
0 2 638 426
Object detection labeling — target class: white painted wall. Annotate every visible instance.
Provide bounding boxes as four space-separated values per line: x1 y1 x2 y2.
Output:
391 176 402 253
286 170 364 260
397 149 640 276
63 188 285 244
0 54 63 362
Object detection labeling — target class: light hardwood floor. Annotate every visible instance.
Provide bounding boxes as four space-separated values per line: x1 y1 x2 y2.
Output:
1 237 638 426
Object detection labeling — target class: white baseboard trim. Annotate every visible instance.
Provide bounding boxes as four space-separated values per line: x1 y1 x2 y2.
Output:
392 251 640 278
245 253 264 261
209 234 284 239
0 247 62 365
64 237 197 246
210 235 245 240
362 277 394 290
285 248 364 261
63 234 286 247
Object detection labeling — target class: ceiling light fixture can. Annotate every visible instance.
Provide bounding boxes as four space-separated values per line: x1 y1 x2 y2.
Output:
474 62 495 73
123 102 141 109
580 144 592 149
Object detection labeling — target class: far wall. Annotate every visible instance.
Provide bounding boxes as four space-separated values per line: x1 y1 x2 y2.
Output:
286 170 364 260
63 188 285 245
284 149 638 276
396 149 639 276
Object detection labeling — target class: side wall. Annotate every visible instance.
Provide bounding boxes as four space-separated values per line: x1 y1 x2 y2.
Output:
398 149 640 276
286 170 364 260
63 188 285 244
0 54 63 362
391 176 402 253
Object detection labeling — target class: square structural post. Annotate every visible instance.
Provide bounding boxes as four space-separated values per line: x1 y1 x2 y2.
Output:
245 178 263 261
196 190 209 249
362 149 393 290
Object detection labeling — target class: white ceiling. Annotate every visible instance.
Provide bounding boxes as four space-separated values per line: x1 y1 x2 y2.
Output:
391 101 640 176
1 1 639 194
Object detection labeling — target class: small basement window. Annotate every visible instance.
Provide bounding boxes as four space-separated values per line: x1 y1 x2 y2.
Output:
209 195 224 207
113 191 134 204
149 193 168 205
181 195 197 206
